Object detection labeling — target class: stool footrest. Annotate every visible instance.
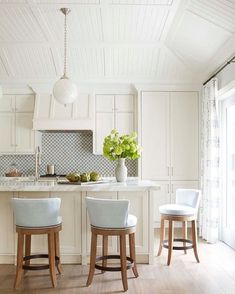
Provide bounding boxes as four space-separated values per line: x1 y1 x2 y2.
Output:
22 254 60 271
95 255 134 272
163 238 194 250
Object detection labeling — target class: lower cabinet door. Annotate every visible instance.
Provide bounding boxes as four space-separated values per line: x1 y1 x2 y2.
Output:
51 192 82 263
118 191 148 254
86 191 118 254
18 192 50 254
0 192 15 263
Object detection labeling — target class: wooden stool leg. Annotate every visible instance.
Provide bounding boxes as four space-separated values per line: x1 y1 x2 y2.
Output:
14 232 24 289
157 218 165 256
129 233 138 278
120 234 128 292
24 234 31 273
167 220 174 266
182 221 187 254
48 232 57 288
102 235 108 273
192 220 200 263
86 231 97 286
54 232 62 274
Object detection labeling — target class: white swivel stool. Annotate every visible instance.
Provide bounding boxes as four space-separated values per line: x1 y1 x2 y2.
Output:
11 198 62 288
86 197 138 292
157 189 201 265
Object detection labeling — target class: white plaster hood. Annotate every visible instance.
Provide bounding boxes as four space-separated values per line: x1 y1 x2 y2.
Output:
32 90 94 131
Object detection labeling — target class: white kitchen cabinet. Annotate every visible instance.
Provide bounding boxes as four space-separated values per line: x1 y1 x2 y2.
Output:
141 91 198 181
0 113 15 153
93 94 135 154
51 192 82 263
118 191 148 254
141 92 170 180
15 113 35 153
0 94 37 154
86 191 118 254
170 92 199 180
141 91 199 227
0 192 15 263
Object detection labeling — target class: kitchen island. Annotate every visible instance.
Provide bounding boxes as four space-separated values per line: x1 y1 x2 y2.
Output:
0 178 159 265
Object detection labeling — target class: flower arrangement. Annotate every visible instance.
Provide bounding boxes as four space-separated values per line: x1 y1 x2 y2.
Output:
103 129 141 161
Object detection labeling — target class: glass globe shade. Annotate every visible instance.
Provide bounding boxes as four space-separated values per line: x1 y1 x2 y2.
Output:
53 78 77 105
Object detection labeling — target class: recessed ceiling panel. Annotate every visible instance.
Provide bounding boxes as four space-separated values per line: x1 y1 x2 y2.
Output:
157 47 196 81
32 0 100 3
0 6 46 42
36 6 103 43
104 6 169 42
104 47 160 77
55 47 104 78
167 11 231 71
0 46 56 78
188 0 235 33
110 0 173 5
0 57 9 78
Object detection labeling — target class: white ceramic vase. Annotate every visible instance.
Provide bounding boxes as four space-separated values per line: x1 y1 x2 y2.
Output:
115 158 127 182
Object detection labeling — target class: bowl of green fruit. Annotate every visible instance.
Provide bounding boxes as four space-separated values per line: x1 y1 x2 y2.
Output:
66 172 81 182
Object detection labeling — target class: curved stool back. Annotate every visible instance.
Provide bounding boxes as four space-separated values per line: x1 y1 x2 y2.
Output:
157 189 201 266
86 197 138 292
11 198 61 227
86 197 129 228
176 189 201 212
11 197 62 289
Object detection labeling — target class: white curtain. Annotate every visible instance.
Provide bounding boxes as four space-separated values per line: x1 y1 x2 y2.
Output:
199 78 220 243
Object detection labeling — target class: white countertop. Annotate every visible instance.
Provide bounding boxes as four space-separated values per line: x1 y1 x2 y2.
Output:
0 177 160 192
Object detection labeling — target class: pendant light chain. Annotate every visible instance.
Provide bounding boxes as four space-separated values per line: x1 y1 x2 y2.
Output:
63 11 67 78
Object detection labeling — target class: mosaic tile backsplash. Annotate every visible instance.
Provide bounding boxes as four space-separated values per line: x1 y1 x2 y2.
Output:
0 131 138 177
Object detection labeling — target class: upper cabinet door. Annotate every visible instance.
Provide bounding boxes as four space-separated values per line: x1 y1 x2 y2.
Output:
96 95 114 112
115 113 134 135
0 113 15 153
15 113 35 153
95 113 115 154
115 95 134 112
0 95 14 112
141 92 170 180
170 92 199 180
15 95 35 112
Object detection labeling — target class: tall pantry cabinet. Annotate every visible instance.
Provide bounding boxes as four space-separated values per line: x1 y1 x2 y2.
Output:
140 91 199 227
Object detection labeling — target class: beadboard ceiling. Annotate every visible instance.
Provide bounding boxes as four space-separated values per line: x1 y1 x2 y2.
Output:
0 0 234 86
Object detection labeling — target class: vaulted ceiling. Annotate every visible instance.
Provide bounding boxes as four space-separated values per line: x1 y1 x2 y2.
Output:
0 0 234 87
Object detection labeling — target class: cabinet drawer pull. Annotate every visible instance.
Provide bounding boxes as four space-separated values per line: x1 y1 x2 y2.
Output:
167 167 170 176
167 184 169 194
171 167 173 176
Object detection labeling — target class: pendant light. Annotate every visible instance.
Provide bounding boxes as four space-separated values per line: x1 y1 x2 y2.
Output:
53 8 77 105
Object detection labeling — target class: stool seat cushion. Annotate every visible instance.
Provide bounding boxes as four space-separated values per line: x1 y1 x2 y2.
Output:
159 204 196 216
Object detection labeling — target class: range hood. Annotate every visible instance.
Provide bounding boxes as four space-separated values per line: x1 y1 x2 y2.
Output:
33 93 94 131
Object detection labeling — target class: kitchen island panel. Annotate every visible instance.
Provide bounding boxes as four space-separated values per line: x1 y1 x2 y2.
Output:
51 192 82 263
0 192 15 263
118 191 148 254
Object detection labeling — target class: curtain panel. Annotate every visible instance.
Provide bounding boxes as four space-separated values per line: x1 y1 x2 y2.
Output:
199 78 220 243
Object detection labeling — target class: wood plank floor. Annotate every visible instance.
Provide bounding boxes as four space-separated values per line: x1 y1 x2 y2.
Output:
1 237 235 294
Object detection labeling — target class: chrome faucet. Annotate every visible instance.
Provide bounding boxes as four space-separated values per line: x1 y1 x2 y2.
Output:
35 146 41 181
